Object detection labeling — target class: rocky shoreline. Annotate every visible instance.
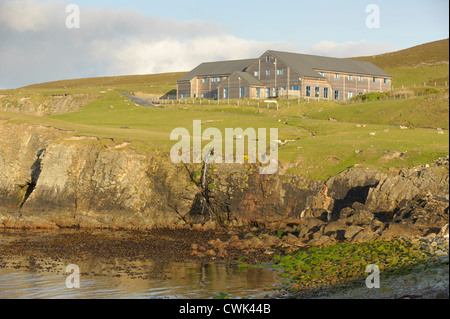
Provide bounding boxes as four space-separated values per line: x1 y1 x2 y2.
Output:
0 121 449 298
0 122 448 243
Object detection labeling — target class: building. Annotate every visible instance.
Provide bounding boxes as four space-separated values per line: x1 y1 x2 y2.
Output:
177 50 392 101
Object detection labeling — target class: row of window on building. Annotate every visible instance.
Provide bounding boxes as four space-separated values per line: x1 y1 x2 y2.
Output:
202 76 228 83
189 87 368 99
201 73 389 85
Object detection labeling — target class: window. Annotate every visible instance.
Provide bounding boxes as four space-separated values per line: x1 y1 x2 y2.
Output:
334 90 339 100
359 76 364 82
348 75 353 81
273 87 278 96
348 91 353 99
315 87 320 98
266 55 270 62
256 88 261 98
320 72 325 77
223 88 229 99
359 92 363 95
277 69 283 76
384 78 388 84
254 71 259 77
217 77 221 82
202 93 208 98
324 87 329 99
202 78 207 83
181 93 187 98
265 88 270 98
373 77 377 83
266 70 270 77
281 86 286 91
292 85 299 91
335 73 340 80
240 87 245 98
306 86 311 97
211 78 216 83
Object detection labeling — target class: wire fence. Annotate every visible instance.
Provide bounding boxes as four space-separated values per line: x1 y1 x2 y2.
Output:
148 81 448 108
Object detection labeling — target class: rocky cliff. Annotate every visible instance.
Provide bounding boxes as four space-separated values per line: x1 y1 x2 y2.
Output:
0 122 448 242
0 93 97 116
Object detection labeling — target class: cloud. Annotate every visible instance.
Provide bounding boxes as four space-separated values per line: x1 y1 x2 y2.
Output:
92 35 300 76
0 0 55 32
0 0 398 89
305 40 399 58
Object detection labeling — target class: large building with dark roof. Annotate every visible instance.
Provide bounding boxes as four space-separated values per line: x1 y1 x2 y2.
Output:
177 50 392 101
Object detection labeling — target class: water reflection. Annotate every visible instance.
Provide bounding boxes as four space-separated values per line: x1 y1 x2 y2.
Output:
0 230 282 299
0 261 280 299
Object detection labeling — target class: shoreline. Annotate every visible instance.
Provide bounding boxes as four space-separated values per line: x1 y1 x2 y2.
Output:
1 227 448 299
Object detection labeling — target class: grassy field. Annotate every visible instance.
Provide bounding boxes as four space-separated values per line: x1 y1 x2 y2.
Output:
7 72 184 96
0 39 448 180
1 89 446 181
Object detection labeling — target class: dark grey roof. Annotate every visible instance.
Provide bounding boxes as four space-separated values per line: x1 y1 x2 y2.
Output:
268 50 392 78
234 71 264 86
177 59 256 82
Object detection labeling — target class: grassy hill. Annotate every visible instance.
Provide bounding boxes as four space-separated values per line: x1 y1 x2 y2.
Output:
352 38 449 88
17 72 186 96
352 38 449 69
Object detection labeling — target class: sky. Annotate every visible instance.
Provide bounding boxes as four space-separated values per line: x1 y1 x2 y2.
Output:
0 0 448 89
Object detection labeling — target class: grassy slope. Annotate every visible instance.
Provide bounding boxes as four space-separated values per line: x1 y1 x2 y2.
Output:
352 38 449 88
352 39 449 69
2 90 446 181
15 72 185 95
0 40 448 180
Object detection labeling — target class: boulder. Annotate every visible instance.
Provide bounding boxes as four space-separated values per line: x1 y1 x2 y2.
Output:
379 222 422 240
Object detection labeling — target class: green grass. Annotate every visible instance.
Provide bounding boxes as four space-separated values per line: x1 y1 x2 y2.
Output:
386 65 449 88
305 93 449 130
274 238 442 294
352 38 449 69
11 72 184 95
1 89 447 181
1 91 437 180
0 39 448 181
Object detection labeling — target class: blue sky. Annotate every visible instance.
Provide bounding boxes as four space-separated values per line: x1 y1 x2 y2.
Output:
73 0 449 49
0 0 448 88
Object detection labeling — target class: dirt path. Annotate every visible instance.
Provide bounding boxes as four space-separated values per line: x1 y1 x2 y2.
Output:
120 93 162 109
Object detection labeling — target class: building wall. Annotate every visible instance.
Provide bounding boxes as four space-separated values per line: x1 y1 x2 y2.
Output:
177 51 392 101
191 75 229 98
246 52 304 98
177 81 191 99
217 73 262 99
318 70 392 101
302 78 332 100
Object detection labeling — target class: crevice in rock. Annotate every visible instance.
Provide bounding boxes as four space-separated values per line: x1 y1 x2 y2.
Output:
19 148 45 208
331 184 378 219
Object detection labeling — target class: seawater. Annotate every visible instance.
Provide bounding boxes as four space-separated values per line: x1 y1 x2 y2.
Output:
0 262 279 299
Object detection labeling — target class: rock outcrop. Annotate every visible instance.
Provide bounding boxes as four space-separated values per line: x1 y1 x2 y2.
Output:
0 122 448 245
0 93 97 116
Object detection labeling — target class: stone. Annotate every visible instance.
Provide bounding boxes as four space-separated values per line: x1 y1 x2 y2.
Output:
246 236 265 249
438 224 449 238
344 225 364 240
262 234 281 247
379 223 422 240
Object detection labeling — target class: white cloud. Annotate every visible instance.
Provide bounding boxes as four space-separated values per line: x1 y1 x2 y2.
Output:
92 35 300 76
305 40 399 58
0 0 56 32
0 0 398 89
